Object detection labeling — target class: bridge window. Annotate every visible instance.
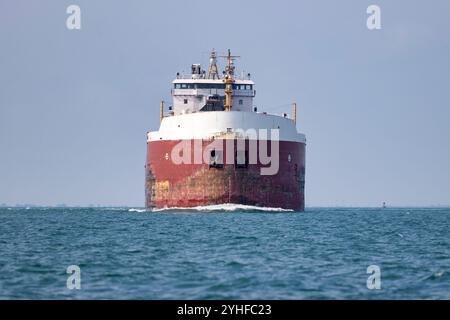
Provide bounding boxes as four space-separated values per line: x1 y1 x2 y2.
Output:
174 83 253 90
232 84 253 90
196 83 225 89
184 99 188 104
174 83 195 89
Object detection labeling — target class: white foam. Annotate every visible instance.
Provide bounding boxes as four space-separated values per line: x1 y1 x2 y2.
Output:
151 203 294 213
128 208 148 213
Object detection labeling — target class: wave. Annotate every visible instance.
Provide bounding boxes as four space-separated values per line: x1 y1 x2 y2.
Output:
128 208 148 213
151 203 294 213
425 270 447 280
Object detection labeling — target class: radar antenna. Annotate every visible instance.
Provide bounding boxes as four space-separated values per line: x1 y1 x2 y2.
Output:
206 49 220 80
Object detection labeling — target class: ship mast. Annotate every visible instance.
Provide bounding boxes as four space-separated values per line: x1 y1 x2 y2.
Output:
220 49 240 112
206 49 220 80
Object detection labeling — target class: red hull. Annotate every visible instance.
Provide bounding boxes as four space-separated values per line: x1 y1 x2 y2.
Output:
145 139 305 211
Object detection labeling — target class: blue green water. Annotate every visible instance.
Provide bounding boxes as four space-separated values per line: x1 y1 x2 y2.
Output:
0 206 449 299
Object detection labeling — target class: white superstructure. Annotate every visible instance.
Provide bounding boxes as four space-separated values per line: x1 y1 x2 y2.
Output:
149 49 303 143
172 78 255 114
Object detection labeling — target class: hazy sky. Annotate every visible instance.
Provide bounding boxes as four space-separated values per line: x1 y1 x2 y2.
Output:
1 0 450 207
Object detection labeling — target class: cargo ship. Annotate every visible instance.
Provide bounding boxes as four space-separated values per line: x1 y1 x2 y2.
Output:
145 50 306 210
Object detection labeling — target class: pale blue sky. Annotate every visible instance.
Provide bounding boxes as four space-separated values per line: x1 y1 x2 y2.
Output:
1 0 449 207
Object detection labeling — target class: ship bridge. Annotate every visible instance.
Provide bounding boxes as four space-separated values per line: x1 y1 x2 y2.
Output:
169 50 255 115
172 78 255 114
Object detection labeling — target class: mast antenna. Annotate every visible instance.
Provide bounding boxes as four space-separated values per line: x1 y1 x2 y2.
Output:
219 49 240 111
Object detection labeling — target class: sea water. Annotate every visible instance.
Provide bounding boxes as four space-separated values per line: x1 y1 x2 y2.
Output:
0 206 449 299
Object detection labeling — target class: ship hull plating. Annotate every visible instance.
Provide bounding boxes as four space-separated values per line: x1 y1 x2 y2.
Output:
145 139 305 211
